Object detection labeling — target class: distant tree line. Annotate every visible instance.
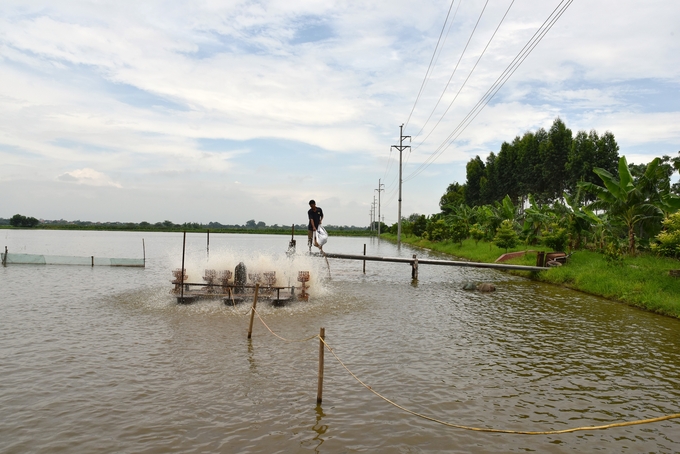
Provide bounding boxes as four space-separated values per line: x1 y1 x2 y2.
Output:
1 216 368 233
388 118 680 259
9 214 40 228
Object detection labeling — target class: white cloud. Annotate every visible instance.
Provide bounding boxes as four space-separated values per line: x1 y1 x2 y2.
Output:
0 0 678 225
57 168 122 188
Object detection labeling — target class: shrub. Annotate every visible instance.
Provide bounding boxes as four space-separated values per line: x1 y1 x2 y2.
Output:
652 212 680 258
542 222 568 251
494 220 519 252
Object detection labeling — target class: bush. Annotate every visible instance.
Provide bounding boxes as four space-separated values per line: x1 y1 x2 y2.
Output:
493 220 519 252
425 219 450 242
652 212 680 258
542 222 568 251
412 215 428 237
470 223 485 245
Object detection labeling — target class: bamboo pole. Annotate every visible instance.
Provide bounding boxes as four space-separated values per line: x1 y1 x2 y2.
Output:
207 229 210 259
363 244 366 274
142 238 146 267
317 327 325 404
247 284 260 339
91 256 94 267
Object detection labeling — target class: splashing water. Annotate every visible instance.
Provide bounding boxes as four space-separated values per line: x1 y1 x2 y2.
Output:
177 249 331 299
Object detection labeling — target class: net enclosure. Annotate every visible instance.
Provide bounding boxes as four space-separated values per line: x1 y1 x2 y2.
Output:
1 252 144 267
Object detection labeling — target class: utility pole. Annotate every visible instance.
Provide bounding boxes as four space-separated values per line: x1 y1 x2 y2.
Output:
391 124 411 245
372 196 377 234
375 179 384 236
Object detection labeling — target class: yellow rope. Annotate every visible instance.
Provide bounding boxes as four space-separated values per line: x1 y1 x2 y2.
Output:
319 338 680 435
245 306 680 434
225 288 252 316
253 307 320 343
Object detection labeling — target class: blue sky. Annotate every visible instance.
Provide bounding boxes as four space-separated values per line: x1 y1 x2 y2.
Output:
1 0 678 227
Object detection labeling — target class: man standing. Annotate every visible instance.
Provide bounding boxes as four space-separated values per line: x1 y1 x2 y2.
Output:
307 199 324 252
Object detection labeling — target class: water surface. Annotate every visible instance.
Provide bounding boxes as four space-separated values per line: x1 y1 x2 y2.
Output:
1 230 679 453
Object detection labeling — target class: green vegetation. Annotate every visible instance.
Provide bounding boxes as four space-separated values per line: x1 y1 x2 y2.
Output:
9 214 40 228
383 234 680 319
382 118 680 319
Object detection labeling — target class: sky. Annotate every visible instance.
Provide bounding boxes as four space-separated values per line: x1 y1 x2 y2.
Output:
1 0 679 227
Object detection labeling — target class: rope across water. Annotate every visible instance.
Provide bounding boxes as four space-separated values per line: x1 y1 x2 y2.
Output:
249 306 680 434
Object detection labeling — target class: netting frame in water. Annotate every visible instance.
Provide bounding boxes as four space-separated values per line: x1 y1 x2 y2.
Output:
1 252 145 267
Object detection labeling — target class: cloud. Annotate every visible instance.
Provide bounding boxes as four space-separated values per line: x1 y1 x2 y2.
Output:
57 168 122 188
0 0 678 225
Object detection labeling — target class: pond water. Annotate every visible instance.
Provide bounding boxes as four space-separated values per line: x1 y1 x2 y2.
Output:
1 230 679 453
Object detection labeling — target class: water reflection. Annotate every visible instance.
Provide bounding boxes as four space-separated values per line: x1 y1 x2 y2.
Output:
310 405 328 452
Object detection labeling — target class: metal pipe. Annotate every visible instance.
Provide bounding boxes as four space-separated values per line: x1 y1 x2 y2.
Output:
324 253 546 272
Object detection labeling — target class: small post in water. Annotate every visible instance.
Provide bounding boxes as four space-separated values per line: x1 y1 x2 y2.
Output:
363 244 366 274
91 256 94 267
207 229 210 259
181 231 186 302
247 284 260 339
317 327 325 404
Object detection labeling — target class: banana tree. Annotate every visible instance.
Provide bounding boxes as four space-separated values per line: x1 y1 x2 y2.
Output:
521 194 555 245
579 156 680 254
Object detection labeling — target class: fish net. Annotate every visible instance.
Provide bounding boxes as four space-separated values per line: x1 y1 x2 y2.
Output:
1 253 144 267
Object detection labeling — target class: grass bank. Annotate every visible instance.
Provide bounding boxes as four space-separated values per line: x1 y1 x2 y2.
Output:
382 233 680 319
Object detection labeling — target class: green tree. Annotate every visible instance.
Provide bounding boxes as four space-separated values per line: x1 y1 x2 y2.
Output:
469 223 485 245
493 219 519 252
10 214 39 228
465 156 485 207
567 129 620 201
580 156 680 254
411 215 427 237
540 118 573 201
10 214 26 227
440 182 466 214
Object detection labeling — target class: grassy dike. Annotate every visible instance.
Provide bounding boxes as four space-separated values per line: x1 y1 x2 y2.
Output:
382 233 680 319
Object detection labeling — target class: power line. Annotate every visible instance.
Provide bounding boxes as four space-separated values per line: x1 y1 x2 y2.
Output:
403 0 574 183
404 0 459 130
411 0 515 154
408 0 490 144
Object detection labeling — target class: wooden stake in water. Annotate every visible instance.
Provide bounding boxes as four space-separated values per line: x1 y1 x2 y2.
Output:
207 229 210 259
247 284 260 339
317 327 325 404
181 231 186 302
363 244 366 274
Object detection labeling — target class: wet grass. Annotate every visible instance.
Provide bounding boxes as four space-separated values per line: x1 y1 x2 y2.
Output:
383 234 680 319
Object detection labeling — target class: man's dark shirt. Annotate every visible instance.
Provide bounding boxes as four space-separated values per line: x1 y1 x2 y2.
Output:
308 207 323 231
